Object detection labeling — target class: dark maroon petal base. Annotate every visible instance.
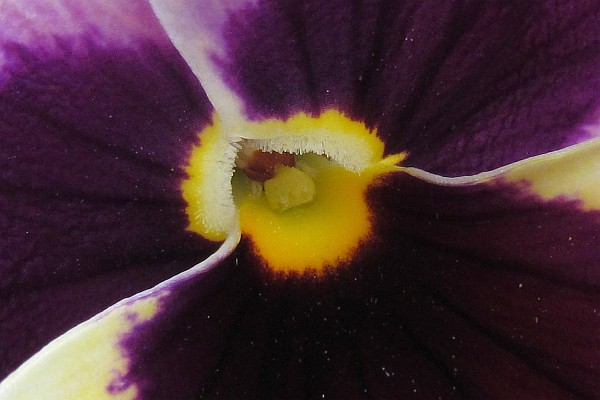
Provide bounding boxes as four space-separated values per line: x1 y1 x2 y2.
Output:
121 172 600 399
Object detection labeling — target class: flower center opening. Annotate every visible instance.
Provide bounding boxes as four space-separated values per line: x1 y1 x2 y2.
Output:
181 110 404 275
234 143 316 212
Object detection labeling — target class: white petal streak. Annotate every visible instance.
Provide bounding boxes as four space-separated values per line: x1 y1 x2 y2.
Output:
401 138 600 186
148 0 256 121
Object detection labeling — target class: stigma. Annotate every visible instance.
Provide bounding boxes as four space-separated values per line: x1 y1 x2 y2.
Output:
181 110 405 275
235 143 316 212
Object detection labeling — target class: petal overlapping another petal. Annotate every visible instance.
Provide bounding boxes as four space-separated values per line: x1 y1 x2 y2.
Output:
148 0 258 122
151 0 600 175
0 231 239 399
367 170 600 398
3 1 600 399
77 142 600 399
0 0 218 380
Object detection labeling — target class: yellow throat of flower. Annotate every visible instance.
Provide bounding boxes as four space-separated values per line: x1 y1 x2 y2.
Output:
181 110 404 275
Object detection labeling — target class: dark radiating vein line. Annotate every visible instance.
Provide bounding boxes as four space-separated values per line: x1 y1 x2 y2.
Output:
393 0 483 147
404 230 600 296
275 0 320 115
254 288 304 399
351 0 420 124
195 289 262 399
428 287 591 398
374 300 469 398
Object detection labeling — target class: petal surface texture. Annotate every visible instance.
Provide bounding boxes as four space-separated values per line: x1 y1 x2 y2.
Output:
114 141 600 399
0 0 218 379
151 0 600 175
0 231 239 399
3 0 600 399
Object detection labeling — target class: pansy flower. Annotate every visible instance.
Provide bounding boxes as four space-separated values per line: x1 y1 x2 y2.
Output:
2 0 600 398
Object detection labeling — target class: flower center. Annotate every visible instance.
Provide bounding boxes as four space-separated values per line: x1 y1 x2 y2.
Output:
234 144 316 212
234 145 296 183
181 110 404 275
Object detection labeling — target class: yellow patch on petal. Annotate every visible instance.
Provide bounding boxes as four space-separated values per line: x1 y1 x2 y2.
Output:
504 138 600 210
236 154 381 274
0 296 162 400
181 122 238 241
182 110 405 275
238 110 387 171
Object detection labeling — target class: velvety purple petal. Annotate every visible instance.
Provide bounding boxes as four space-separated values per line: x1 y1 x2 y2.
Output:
0 1 216 379
367 174 600 398
0 231 239 398
117 172 600 399
156 0 600 175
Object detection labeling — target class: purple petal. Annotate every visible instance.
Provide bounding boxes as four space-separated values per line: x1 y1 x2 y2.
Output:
152 0 600 175
0 0 216 378
148 0 255 121
368 173 600 397
0 231 239 398
115 169 600 398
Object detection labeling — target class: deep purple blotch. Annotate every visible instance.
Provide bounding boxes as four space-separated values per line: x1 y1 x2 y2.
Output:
219 0 600 176
0 38 217 378
123 173 600 399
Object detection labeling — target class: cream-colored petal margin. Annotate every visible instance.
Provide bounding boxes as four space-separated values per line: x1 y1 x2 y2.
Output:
148 0 256 122
0 228 240 400
0 296 161 400
401 138 600 206
502 138 600 210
